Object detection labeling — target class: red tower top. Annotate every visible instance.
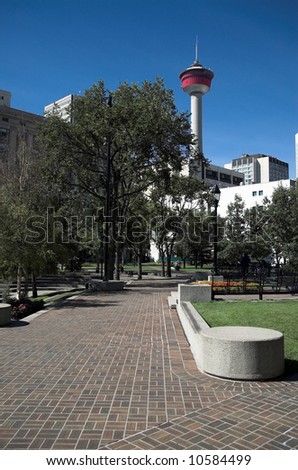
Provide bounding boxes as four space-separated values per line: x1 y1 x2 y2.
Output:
179 59 214 96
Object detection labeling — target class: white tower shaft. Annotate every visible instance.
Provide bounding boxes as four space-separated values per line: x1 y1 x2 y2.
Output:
191 93 203 153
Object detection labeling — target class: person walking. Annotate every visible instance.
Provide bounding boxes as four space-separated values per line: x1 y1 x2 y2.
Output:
241 253 250 277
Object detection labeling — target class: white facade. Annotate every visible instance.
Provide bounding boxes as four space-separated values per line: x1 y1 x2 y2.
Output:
190 93 203 154
218 179 295 217
225 154 289 185
44 94 77 122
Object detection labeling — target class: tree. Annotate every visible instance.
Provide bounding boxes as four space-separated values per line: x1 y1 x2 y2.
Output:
219 194 248 266
124 195 151 280
244 205 272 263
0 141 68 298
266 184 298 268
39 79 194 279
181 209 213 268
149 174 207 277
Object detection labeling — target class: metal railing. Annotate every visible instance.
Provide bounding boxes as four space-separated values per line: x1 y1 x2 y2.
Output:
210 265 298 300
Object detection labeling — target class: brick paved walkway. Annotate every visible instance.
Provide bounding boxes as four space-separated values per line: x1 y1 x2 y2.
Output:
0 278 297 450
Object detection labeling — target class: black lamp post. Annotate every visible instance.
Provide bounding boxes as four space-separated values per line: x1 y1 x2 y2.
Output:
210 184 221 276
103 94 112 281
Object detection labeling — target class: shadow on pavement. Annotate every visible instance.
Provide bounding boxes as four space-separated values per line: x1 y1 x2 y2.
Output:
0 320 30 328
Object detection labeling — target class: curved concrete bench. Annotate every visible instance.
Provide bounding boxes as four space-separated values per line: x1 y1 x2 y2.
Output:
0 303 12 326
201 326 284 380
175 294 285 381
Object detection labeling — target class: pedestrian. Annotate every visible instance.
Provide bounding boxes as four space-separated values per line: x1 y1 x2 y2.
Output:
241 253 250 277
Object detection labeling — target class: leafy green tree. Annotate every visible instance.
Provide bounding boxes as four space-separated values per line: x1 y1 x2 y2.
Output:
267 184 298 268
149 175 207 277
244 205 272 263
219 194 248 266
39 79 194 279
182 209 213 268
219 195 272 271
0 142 68 297
124 195 151 279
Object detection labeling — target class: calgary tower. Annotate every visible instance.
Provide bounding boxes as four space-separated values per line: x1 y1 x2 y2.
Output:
179 42 214 178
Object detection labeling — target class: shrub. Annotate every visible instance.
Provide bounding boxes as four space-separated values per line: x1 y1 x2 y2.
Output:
192 280 259 292
7 296 45 320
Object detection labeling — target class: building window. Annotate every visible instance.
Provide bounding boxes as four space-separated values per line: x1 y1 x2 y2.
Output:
220 173 231 183
205 169 219 180
232 176 244 185
259 190 263 196
0 128 9 137
252 191 257 196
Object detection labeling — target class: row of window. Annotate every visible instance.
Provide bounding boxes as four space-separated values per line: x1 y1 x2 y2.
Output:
232 157 253 166
205 169 244 185
252 190 263 197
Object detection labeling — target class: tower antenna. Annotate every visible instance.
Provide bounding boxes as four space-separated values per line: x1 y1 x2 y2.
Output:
195 36 199 63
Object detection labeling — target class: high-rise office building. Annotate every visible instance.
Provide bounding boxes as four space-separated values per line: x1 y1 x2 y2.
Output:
225 154 289 185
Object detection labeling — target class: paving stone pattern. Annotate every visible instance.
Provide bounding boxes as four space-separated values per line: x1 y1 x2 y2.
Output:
0 279 297 450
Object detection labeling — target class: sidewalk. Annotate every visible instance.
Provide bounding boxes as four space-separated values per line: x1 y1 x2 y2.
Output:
0 278 297 450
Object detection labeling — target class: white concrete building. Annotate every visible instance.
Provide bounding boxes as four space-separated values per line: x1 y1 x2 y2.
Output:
225 154 289 185
218 179 296 217
0 90 12 107
0 89 43 159
204 163 244 188
44 94 77 122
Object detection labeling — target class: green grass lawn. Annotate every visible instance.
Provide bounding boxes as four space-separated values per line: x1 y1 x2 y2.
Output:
192 300 298 375
38 289 85 304
82 262 211 273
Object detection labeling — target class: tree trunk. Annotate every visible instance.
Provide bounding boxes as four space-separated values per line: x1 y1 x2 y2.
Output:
31 272 38 298
160 251 165 277
194 255 198 270
137 246 142 280
166 257 172 277
107 237 115 280
115 245 121 280
95 247 100 274
17 265 22 299
23 277 29 297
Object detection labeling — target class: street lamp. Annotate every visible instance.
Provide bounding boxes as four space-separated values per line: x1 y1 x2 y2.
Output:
210 184 221 276
103 94 112 281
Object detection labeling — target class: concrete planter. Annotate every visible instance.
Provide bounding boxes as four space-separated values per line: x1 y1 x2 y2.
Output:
90 280 126 292
207 275 224 282
178 284 212 302
0 303 12 326
201 326 284 380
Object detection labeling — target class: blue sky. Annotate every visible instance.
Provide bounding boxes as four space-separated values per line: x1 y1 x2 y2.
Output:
2 0 298 177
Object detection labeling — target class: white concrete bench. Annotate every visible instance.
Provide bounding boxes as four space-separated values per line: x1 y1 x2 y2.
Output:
176 301 284 381
201 326 284 380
